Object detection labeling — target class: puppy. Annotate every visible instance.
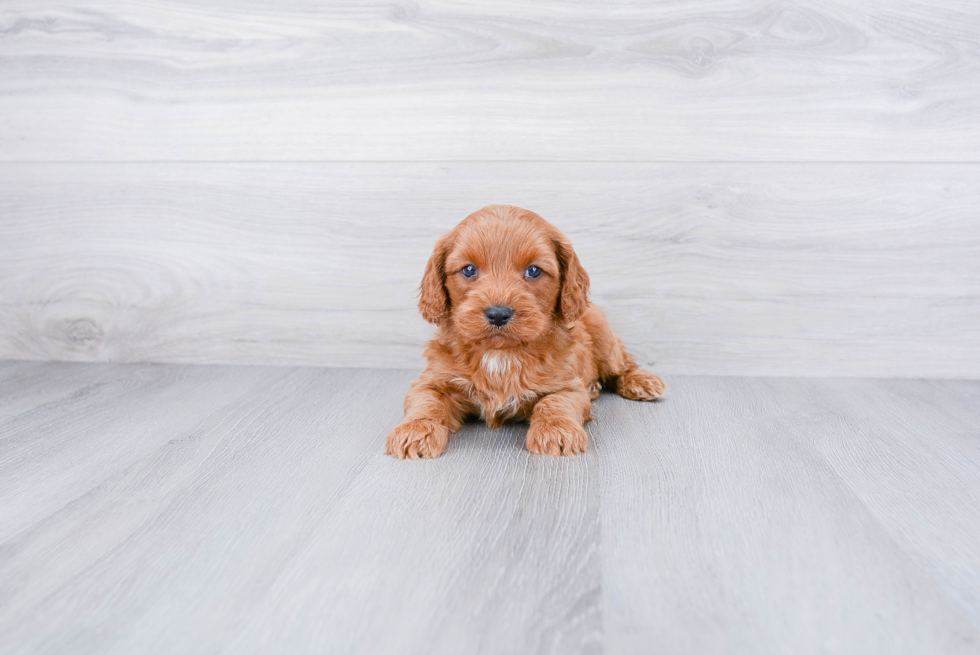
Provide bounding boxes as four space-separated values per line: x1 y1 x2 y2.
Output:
386 205 665 459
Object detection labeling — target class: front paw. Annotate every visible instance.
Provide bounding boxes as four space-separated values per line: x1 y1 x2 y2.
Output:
385 418 450 459
526 418 588 457
616 368 665 401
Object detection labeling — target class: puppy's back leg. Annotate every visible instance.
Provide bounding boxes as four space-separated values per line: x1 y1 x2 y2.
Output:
582 305 665 401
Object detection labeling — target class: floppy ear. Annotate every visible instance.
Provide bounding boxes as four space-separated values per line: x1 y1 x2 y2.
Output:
418 235 452 324
553 234 590 323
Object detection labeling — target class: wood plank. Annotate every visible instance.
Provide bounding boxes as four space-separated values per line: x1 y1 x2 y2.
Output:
1 0 979 161
594 376 980 653
797 378 980 625
2 162 978 378
2 362 979 652
0 363 290 542
0 363 600 654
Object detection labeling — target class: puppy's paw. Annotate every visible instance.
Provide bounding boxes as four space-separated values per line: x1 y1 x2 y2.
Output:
616 368 665 401
385 418 450 459
526 418 588 457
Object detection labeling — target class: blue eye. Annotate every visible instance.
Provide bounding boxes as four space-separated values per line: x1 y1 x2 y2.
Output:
525 265 542 279
461 264 478 278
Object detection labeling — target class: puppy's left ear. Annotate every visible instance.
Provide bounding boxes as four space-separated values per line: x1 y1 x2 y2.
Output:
418 234 452 324
554 234 590 323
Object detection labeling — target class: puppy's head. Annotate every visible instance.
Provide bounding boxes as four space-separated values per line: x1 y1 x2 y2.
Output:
419 205 589 348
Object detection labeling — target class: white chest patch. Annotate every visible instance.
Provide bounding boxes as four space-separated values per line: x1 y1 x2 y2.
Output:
472 350 537 422
481 350 519 378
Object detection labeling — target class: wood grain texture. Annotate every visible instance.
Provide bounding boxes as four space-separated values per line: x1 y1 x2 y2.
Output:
2 162 978 377
1 0 979 161
0 363 601 654
595 375 980 653
0 362 978 653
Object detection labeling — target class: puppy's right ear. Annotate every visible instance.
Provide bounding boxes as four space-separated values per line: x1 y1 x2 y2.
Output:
418 235 452 324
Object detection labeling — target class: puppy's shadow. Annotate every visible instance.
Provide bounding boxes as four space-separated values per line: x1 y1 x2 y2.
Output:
450 417 601 459
443 388 663 457
451 418 527 457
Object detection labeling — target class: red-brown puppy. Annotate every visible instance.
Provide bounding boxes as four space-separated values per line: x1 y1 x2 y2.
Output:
386 205 665 459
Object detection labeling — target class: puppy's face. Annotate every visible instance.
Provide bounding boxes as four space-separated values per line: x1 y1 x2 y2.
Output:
419 205 589 349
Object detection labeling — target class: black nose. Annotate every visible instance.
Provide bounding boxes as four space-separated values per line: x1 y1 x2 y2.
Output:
484 305 514 327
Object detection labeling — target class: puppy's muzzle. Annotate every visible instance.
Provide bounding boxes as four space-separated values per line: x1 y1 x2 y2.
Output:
484 305 514 327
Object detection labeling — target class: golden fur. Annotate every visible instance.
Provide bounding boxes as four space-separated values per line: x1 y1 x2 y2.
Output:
386 205 665 458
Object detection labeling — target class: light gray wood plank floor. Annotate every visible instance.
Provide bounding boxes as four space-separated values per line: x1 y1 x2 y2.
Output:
0 362 978 653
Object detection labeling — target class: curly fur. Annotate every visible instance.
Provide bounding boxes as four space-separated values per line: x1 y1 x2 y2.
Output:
386 205 665 459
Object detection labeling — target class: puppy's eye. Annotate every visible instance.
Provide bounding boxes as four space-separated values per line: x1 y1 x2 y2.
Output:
461 264 478 278
525 265 543 279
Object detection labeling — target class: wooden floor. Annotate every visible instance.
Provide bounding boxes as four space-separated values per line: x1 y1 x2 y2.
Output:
0 361 978 654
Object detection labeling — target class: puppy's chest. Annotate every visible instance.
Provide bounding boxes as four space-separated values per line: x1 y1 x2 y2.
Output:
452 351 541 425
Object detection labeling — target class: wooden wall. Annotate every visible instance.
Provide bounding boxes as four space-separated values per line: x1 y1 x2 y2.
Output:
1 1 978 377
